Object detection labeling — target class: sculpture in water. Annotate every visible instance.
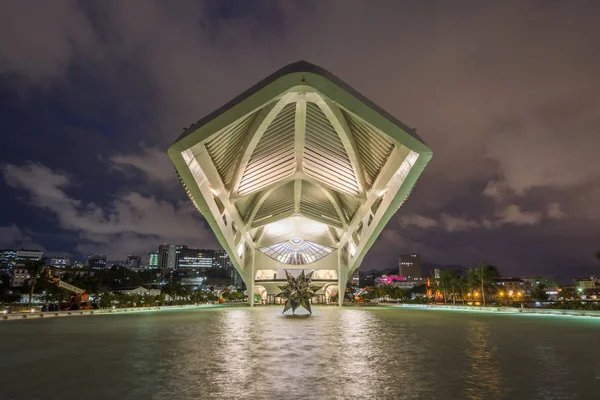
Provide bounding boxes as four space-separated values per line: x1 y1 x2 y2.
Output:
275 270 320 314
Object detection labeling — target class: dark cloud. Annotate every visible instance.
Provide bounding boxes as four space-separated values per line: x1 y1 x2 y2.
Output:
0 1 599 276
2 162 216 259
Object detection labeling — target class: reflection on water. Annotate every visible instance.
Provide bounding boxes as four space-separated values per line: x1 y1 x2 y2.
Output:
465 320 504 399
1 307 599 400
533 344 573 400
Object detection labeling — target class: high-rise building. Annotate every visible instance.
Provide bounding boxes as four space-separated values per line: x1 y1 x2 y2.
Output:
16 249 43 264
87 254 107 270
50 256 71 268
147 252 159 268
213 250 232 269
158 244 169 269
213 250 243 287
126 255 141 269
0 249 17 275
176 248 215 269
399 253 423 280
158 244 184 269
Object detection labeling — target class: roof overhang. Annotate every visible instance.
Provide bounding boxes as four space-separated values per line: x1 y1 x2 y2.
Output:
168 61 432 281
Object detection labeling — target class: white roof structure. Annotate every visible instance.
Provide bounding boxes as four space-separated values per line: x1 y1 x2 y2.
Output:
168 61 432 305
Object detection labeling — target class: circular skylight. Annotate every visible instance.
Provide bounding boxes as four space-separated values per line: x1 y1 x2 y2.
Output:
259 240 333 265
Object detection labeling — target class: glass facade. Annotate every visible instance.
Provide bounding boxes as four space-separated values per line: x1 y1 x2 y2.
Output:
177 248 216 269
147 252 159 267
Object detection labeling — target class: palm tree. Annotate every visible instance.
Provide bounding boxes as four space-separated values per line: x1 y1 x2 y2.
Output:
449 274 462 305
458 275 468 304
477 263 500 307
467 269 479 305
438 270 452 304
27 261 46 306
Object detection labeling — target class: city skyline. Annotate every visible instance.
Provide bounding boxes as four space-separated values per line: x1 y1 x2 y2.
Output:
1 2 600 282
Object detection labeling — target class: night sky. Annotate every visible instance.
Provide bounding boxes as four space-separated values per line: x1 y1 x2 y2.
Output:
1 1 599 281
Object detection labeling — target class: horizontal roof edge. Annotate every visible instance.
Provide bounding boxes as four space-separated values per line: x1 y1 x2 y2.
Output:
171 60 428 148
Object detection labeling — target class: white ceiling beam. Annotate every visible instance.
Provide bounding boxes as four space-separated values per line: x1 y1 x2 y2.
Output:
337 145 412 270
294 97 306 172
310 180 348 230
243 177 294 229
308 93 367 195
339 145 403 243
194 144 255 248
294 179 302 214
230 171 302 201
228 93 298 195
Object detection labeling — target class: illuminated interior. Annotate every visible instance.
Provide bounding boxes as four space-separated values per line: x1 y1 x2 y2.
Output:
259 239 332 265
255 269 338 281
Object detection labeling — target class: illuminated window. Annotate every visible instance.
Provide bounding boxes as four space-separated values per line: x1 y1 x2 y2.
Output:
259 239 332 265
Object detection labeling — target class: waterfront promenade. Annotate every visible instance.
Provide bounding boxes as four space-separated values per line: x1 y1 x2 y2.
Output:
5 302 600 321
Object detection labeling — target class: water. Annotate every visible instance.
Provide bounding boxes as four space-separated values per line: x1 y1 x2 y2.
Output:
1 306 599 400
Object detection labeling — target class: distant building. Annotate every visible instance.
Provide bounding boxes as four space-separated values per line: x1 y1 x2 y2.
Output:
348 269 360 287
574 278 595 290
147 252 159 268
0 249 17 275
158 244 184 269
112 286 161 296
158 244 169 268
126 255 141 269
522 276 558 288
177 248 216 269
16 249 43 264
495 278 531 295
10 266 30 287
87 254 107 270
212 250 231 269
399 253 423 280
375 274 421 289
544 286 560 301
581 287 600 301
49 256 71 268
213 250 243 287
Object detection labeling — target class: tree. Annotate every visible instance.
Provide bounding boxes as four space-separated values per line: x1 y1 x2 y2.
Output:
458 276 468 304
466 269 479 304
27 261 46 306
438 270 452 304
531 283 549 302
449 273 462 305
477 263 499 307
228 291 245 301
437 270 463 305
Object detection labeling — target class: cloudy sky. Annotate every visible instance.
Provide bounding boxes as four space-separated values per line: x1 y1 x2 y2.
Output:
1 1 599 281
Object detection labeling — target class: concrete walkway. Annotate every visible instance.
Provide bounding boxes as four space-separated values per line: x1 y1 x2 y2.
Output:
1 303 244 321
393 303 600 318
